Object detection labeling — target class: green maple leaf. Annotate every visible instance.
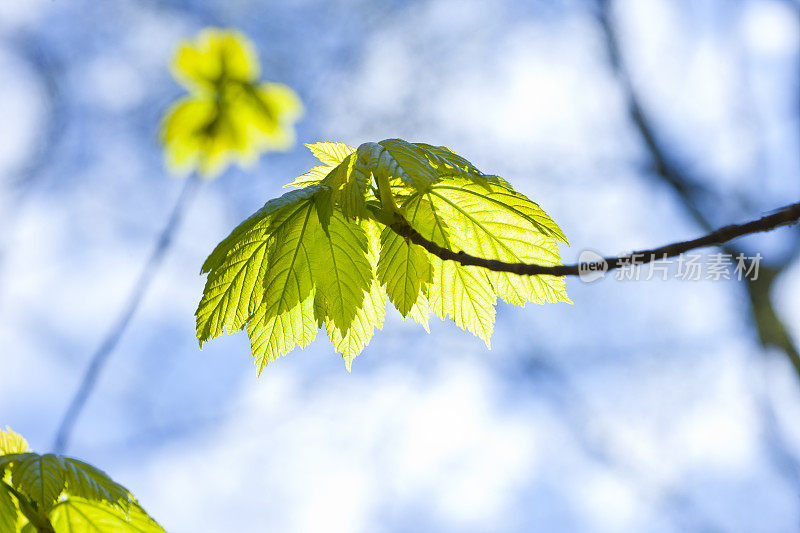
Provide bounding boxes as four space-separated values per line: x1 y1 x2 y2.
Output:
316 219 387 370
50 499 165 533
403 178 570 307
246 190 322 371
161 29 303 178
197 139 570 372
0 480 18 532
0 428 163 533
310 213 373 336
377 221 433 318
197 179 378 371
304 141 357 166
11 454 67 512
59 458 132 510
284 141 356 189
399 194 496 344
0 427 29 455
196 186 321 347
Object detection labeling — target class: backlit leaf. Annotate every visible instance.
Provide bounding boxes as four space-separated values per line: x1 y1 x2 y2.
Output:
50 499 166 533
247 193 322 371
11 454 66 511
0 428 29 455
283 165 330 189
198 139 569 370
317 219 386 369
196 186 322 346
305 141 356 167
309 211 372 335
173 28 260 91
418 178 570 306
403 195 497 344
0 480 18 533
60 459 132 510
376 223 432 318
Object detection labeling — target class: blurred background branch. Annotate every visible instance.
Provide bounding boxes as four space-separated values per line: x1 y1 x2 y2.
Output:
53 175 200 454
595 0 800 374
519 355 724 532
596 0 800 500
0 32 65 305
1 1 798 530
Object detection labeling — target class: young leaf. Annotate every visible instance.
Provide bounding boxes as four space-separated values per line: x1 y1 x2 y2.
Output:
248 293 317 372
198 139 570 371
412 143 484 178
284 165 330 189
249 82 304 150
429 259 497 345
415 178 570 306
0 453 34 475
60 458 133 510
196 186 321 346
318 153 371 223
404 195 497 344
50 499 166 533
11 454 66 512
0 427 29 455
317 219 386 369
359 140 440 192
305 141 356 167
246 191 323 370
161 28 303 178
284 142 356 189
407 293 432 332
0 430 162 533
0 481 18 533
172 28 260 91
309 211 372 335
377 223 433 318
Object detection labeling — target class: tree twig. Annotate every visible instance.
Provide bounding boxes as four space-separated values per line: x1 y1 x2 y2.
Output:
387 202 800 277
53 176 201 454
596 0 800 500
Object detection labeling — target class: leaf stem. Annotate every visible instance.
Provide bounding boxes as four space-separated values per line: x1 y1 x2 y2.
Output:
373 171 400 215
387 202 800 277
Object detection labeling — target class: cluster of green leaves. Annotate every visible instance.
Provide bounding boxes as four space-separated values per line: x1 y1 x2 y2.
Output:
0 428 164 533
196 139 570 372
160 28 303 177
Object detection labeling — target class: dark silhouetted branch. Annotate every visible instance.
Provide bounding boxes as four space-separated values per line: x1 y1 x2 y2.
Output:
386 202 800 277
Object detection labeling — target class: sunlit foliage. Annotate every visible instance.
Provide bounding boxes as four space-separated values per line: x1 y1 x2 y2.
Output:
196 140 569 372
0 427 164 533
161 28 303 177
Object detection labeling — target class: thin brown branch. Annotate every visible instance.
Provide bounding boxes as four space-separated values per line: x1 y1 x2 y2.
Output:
595 0 800 497
388 202 800 277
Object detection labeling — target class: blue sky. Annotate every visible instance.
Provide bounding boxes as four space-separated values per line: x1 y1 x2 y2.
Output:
1 0 799 531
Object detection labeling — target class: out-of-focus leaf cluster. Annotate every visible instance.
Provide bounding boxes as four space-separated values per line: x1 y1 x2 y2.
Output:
160 28 303 178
